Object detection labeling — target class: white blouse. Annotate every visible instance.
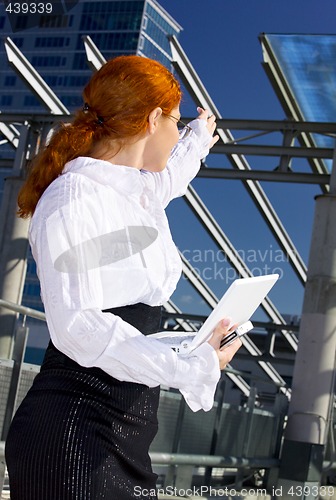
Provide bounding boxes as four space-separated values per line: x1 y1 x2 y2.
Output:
29 118 221 412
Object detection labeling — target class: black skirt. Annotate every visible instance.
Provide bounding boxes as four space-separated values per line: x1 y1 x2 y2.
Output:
5 303 162 500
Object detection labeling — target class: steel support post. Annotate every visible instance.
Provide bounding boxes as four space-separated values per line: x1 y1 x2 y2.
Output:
1 324 29 441
0 37 70 360
0 441 5 495
0 125 31 359
277 144 336 499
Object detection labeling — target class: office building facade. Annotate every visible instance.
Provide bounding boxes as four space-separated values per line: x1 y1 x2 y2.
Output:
0 0 181 113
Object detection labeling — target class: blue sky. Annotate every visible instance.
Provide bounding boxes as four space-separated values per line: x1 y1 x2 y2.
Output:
159 0 336 119
157 0 336 319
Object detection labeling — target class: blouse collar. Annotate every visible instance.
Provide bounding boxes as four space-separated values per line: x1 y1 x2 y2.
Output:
63 156 143 196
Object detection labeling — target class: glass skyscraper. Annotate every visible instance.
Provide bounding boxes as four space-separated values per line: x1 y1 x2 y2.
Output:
0 0 181 113
0 0 182 362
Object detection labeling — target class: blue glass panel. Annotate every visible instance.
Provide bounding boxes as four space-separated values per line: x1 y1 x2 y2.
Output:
266 34 336 170
143 2 180 67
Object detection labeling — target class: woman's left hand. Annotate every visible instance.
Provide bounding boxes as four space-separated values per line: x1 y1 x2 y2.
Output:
208 317 242 370
197 107 219 149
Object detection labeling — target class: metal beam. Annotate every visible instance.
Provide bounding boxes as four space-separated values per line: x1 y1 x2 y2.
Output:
0 114 69 124
212 143 333 159
179 250 290 395
197 166 330 185
169 35 308 286
1 113 335 133
183 187 298 352
162 312 300 333
82 35 107 70
150 452 280 469
202 118 336 134
0 121 20 148
4 37 70 116
0 299 46 322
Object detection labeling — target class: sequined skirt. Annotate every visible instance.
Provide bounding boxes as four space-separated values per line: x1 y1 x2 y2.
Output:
5 304 162 500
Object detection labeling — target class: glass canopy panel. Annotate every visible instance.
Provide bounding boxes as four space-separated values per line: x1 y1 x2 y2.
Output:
265 34 336 171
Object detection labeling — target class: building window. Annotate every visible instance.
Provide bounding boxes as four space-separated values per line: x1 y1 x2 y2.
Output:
23 283 41 297
48 75 89 87
138 35 145 51
64 75 89 87
26 259 37 275
142 15 148 30
0 95 13 106
80 12 142 31
85 32 139 52
72 53 88 70
15 15 27 30
35 37 70 48
60 95 83 107
39 14 69 28
32 56 66 67
12 37 23 48
24 95 41 107
80 1 143 31
44 75 58 86
4 75 16 86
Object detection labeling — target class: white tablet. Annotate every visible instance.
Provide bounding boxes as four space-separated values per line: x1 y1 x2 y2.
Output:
150 274 279 354
188 273 279 352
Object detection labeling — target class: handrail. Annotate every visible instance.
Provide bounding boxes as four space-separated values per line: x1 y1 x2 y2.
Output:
150 451 336 472
0 299 46 321
0 298 285 387
150 452 280 468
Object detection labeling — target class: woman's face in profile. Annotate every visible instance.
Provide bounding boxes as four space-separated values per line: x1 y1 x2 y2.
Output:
143 106 181 172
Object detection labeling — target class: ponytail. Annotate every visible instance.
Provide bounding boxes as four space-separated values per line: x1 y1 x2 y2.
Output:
17 113 96 218
17 55 181 218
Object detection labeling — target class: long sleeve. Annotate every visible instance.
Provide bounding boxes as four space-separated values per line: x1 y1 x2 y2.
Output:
30 163 221 412
141 118 212 208
34 235 220 411
42 293 220 412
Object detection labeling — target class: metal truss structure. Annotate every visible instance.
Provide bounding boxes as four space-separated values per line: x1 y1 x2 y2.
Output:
1 35 335 402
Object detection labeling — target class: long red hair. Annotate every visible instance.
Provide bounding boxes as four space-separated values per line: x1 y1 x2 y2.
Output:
17 55 182 218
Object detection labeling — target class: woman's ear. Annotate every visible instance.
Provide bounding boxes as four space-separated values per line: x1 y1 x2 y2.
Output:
148 107 163 135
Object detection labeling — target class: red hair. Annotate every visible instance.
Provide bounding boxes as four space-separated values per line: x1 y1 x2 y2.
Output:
17 55 182 218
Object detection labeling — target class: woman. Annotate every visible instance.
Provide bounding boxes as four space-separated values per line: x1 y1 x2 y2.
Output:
5 55 241 499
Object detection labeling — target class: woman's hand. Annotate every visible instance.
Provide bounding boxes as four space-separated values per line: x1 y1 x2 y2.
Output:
208 318 242 370
197 107 219 149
